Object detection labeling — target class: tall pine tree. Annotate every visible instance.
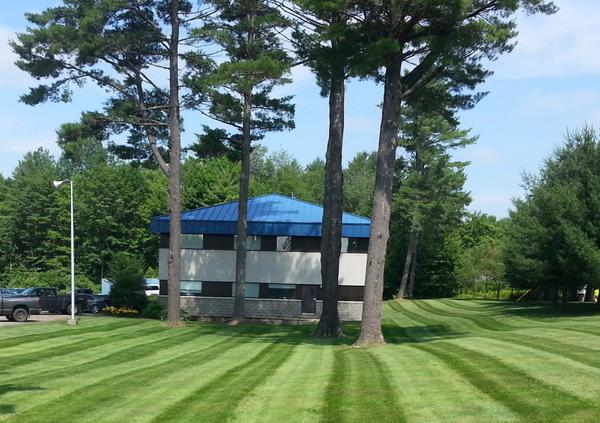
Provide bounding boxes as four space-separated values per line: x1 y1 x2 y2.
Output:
185 0 294 321
353 0 556 346
11 0 211 326
395 100 475 299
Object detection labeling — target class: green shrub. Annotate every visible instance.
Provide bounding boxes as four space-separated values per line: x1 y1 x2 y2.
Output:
104 306 140 317
143 295 165 320
108 253 148 311
0 267 98 293
160 308 191 322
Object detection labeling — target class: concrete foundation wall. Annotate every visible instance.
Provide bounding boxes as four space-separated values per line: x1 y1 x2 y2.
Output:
315 300 363 321
160 296 362 321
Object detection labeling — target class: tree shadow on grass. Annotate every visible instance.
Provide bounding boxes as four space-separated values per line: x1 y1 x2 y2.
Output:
382 324 467 344
0 384 44 415
490 302 600 319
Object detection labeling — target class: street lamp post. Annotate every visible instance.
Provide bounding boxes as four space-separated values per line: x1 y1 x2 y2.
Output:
53 179 77 325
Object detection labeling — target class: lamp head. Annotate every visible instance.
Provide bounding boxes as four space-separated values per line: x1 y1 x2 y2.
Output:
53 180 68 189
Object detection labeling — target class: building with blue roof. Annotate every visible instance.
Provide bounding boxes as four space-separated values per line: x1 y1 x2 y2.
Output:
151 193 370 321
151 193 371 237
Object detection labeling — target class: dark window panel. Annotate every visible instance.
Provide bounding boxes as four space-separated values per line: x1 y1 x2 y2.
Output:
259 283 270 298
267 284 296 299
261 236 277 251
295 285 304 300
347 238 368 253
203 234 235 250
338 286 364 301
290 236 321 252
202 282 233 297
160 233 169 248
159 279 168 296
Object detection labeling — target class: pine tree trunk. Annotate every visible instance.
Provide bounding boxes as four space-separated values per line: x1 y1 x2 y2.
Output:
561 286 569 306
407 237 419 298
585 285 594 302
397 228 418 299
314 72 345 338
232 91 252 323
166 0 183 327
355 55 402 347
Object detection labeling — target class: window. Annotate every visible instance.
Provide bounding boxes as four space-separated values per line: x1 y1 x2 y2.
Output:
160 233 169 248
203 235 235 250
261 236 277 251
277 236 291 252
347 237 369 253
245 283 259 298
267 283 296 299
202 282 233 297
338 286 364 301
182 234 203 249
234 235 262 251
341 238 349 253
290 236 321 252
180 281 202 296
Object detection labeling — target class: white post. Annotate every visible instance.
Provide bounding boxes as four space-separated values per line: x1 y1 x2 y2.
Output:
69 180 76 324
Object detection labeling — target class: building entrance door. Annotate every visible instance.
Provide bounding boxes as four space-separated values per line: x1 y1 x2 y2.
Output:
301 286 317 313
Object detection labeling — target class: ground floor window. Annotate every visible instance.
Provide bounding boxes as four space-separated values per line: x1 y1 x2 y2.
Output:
245 283 260 298
267 283 296 299
181 281 202 296
201 282 233 297
182 234 203 249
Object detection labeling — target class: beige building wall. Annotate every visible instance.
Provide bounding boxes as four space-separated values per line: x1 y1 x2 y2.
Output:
158 249 367 286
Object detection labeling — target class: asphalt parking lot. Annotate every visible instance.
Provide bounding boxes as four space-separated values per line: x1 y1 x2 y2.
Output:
0 313 70 326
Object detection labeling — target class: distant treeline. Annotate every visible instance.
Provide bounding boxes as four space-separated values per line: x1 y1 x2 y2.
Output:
2 126 599 302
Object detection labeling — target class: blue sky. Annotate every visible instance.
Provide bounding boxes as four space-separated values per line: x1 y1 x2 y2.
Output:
1 1 600 217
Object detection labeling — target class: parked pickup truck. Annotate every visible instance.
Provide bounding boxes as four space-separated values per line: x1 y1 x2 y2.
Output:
1 292 41 322
18 287 88 315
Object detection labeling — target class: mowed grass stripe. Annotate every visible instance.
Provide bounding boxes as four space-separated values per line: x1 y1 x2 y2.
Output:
411 300 516 332
232 345 334 423
451 337 600 401
0 325 166 371
151 338 300 423
387 301 461 339
437 299 502 312
0 319 158 358
0 325 263 421
411 341 596 422
0 316 125 339
90 330 302 422
0 325 216 385
490 331 600 370
372 344 518 422
321 347 405 423
382 303 458 343
439 300 600 338
0 318 145 349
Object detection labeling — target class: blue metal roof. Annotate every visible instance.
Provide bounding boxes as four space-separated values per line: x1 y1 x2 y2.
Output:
151 193 371 238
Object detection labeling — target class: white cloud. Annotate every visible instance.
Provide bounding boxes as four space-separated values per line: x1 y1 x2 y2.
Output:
493 1 600 79
467 191 517 218
0 119 59 176
515 89 600 119
0 27 36 88
0 130 57 154
459 146 503 165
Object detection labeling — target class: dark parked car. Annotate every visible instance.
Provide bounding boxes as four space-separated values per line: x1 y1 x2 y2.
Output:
86 295 109 314
1 288 27 295
19 287 88 315
1 291 41 322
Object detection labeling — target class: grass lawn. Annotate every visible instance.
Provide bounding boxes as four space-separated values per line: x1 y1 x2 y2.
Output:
1 300 600 422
